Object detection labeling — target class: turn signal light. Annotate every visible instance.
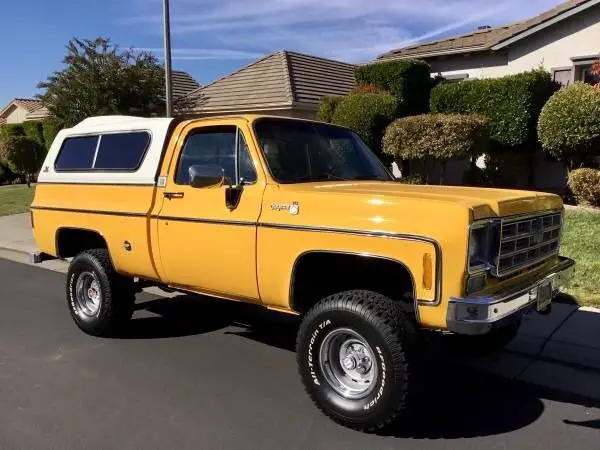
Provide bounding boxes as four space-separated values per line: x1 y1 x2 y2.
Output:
423 253 433 290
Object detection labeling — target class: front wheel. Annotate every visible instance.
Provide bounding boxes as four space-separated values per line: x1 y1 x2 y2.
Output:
66 249 135 337
296 290 417 432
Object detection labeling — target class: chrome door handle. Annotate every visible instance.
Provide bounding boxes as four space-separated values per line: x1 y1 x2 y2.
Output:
164 192 185 199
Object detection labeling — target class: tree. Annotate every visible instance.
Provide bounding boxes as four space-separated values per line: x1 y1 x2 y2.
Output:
38 37 165 127
0 136 45 187
538 82 600 170
383 114 489 183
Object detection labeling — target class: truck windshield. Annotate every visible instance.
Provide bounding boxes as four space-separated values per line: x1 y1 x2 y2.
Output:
254 118 392 184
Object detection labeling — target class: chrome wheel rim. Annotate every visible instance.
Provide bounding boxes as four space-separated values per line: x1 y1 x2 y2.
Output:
319 328 378 399
74 271 102 318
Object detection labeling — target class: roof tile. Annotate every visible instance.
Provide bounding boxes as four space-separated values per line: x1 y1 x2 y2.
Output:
377 0 593 60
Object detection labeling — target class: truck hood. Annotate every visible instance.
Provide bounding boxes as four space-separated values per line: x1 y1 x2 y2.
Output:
294 182 562 219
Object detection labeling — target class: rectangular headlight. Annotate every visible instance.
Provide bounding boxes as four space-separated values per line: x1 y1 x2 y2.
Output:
468 221 500 272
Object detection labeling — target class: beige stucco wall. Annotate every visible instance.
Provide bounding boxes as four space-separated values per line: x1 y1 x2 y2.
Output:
433 5 600 80
3 105 29 124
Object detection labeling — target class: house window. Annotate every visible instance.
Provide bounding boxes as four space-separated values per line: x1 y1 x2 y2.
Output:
552 68 572 87
571 56 600 85
580 65 599 85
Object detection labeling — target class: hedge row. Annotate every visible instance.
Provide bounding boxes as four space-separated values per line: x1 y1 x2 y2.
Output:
0 118 61 151
431 69 558 148
331 93 398 154
355 59 431 116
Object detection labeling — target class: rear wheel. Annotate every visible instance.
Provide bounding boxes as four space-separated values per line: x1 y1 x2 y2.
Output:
66 249 135 337
296 290 418 432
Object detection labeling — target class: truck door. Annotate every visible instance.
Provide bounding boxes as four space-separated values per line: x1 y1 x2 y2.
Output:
156 119 265 303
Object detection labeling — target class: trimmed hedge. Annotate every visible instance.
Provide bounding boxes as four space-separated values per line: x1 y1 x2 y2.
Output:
430 69 558 148
22 120 45 147
568 168 600 206
331 93 398 153
383 113 489 161
317 96 344 123
355 59 431 115
538 82 600 169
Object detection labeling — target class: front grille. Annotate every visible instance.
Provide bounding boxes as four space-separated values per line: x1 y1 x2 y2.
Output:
493 211 562 276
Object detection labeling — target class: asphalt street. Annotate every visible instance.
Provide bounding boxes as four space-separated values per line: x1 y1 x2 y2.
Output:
1 258 599 449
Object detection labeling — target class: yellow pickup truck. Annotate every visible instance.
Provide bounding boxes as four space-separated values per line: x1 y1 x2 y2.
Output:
31 114 574 431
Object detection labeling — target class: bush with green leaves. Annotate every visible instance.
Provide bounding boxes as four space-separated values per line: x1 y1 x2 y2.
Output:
22 120 45 147
568 168 600 207
355 59 431 115
431 69 558 148
0 136 46 186
42 117 63 150
38 37 164 127
0 123 25 142
317 96 345 123
538 82 600 169
331 93 398 154
383 114 489 182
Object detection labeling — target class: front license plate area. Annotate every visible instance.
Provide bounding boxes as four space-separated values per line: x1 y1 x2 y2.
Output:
537 280 553 311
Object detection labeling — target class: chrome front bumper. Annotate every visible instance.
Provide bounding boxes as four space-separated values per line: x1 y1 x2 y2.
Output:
447 257 575 335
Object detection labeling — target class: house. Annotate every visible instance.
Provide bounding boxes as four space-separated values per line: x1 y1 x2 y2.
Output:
0 70 200 125
0 98 48 124
181 50 355 118
376 0 600 86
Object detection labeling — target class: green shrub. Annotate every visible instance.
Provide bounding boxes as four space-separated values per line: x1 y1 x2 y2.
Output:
350 83 387 95
0 162 17 185
0 123 25 141
383 114 488 182
397 173 424 184
431 69 558 148
42 117 63 150
22 120 45 147
568 168 600 206
0 136 46 186
355 59 431 115
317 96 344 123
538 83 600 169
331 93 398 154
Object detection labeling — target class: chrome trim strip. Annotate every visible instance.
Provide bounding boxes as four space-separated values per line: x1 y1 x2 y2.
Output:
154 216 255 227
259 222 443 306
30 206 146 218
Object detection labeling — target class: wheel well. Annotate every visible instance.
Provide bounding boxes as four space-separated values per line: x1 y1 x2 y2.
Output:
291 252 415 314
55 228 108 258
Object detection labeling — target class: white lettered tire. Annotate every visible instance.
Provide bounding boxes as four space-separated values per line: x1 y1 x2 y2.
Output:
296 290 417 432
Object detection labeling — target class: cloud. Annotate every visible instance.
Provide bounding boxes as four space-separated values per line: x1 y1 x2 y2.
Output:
122 0 564 63
136 48 264 60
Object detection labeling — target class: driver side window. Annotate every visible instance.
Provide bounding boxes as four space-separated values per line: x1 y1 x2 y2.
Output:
175 126 256 185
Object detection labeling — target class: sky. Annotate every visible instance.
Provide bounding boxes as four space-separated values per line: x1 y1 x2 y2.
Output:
0 0 566 106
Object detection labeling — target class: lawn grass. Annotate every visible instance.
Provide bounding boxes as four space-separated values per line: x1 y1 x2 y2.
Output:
0 184 35 217
561 209 600 307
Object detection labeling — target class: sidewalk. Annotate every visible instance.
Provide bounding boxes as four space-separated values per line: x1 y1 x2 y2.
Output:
2 213 600 400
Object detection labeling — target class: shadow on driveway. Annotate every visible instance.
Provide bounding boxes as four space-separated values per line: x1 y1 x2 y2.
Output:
116 293 600 439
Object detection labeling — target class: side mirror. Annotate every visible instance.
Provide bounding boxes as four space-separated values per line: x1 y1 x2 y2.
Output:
189 164 224 189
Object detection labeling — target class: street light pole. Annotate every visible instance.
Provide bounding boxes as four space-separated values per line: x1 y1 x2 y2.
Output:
162 0 173 117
